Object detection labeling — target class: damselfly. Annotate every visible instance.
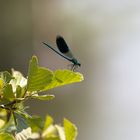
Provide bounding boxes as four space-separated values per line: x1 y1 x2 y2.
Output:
43 35 81 71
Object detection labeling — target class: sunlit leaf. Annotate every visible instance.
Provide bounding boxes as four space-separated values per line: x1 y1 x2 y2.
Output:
27 56 53 92
10 69 27 93
42 122 65 140
16 85 22 98
3 84 15 101
64 119 77 140
0 133 14 140
0 78 4 90
44 137 60 140
0 119 5 128
43 70 84 91
31 94 55 101
15 127 32 140
42 125 58 138
0 71 13 84
55 125 65 140
44 115 54 130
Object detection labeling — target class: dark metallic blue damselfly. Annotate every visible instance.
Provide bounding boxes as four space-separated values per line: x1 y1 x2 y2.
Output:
43 35 81 71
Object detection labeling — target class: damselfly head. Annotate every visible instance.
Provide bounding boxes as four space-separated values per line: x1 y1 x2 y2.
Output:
72 58 81 67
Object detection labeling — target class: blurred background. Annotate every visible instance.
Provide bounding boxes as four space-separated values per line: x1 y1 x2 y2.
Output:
1 0 140 140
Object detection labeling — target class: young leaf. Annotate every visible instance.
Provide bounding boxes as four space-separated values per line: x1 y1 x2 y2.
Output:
42 116 64 140
0 78 4 89
0 119 5 129
0 133 14 140
45 137 60 140
27 56 53 92
55 125 65 140
42 125 58 138
14 113 32 140
0 71 13 84
15 127 32 140
44 115 54 130
31 94 55 101
27 116 43 132
16 85 23 98
43 70 84 91
10 69 27 93
64 119 77 140
14 113 29 132
3 84 15 101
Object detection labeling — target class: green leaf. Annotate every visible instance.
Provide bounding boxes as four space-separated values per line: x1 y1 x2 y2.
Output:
44 115 54 130
31 94 55 101
10 69 27 93
16 85 22 98
3 84 15 101
43 125 65 140
15 127 32 140
43 70 84 91
55 125 65 140
14 113 32 140
64 119 77 140
27 56 53 92
45 137 60 140
0 119 5 129
0 78 4 90
15 85 26 99
14 113 29 132
42 125 58 138
0 133 14 140
27 116 43 132
0 71 13 84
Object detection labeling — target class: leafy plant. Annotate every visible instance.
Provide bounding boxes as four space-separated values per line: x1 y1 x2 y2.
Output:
0 56 83 140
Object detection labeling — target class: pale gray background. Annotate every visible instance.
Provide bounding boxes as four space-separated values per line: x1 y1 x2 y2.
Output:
0 1 140 140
